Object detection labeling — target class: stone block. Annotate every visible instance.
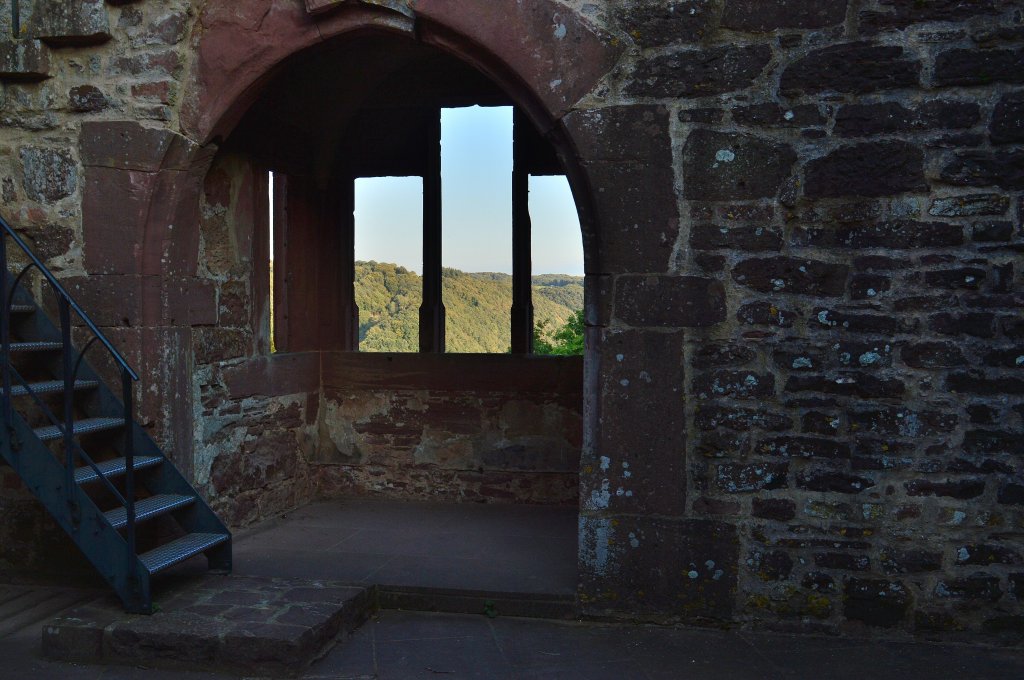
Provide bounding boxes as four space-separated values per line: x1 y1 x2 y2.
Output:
991 91 1024 145
780 43 920 95
722 0 848 32
860 0 1011 33
19 147 77 203
716 462 788 493
579 515 739 621
627 44 772 98
609 0 716 47
24 0 110 46
68 85 108 113
80 121 196 172
933 48 1024 87
805 142 927 198
843 579 910 628
582 329 687 516
613 275 725 327
940 150 1024 190
683 129 796 201
797 470 875 494
904 479 985 499
0 39 50 81
732 257 849 297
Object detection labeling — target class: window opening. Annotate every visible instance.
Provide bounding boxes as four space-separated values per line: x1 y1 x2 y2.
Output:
441 106 513 353
529 175 584 356
353 177 424 352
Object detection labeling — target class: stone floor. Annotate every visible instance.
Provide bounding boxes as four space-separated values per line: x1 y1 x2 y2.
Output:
232 498 579 596
3 499 1024 678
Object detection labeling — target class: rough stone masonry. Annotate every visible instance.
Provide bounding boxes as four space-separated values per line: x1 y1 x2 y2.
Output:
0 0 1022 644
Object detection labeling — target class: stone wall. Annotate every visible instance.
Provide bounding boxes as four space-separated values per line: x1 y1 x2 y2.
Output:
314 353 582 505
0 0 1020 642
572 0 1024 640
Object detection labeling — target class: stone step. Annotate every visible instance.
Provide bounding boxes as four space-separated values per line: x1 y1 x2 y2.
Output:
42 576 376 677
0 39 51 81
23 0 111 47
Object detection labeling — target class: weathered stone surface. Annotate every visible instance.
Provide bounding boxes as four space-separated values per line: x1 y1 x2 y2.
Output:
584 329 686 516
780 43 920 95
937 576 1003 602
991 91 1024 145
691 224 783 251
737 301 797 328
68 85 108 113
627 45 772 98
24 0 111 46
0 40 51 81
933 48 1024 87
940 150 1024 190
696 405 792 432
19 147 77 203
794 221 963 249
752 498 796 521
929 193 1009 217
610 0 716 46
905 479 985 499
957 544 1021 566
683 130 796 200
881 549 942 575
43 576 371 675
860 0 1012 33
757 436 850 459
797 470 875 494
716 462 788 493
732 257 849 297
722 0 848 32
695 370 775 400
731 103 825 128
804 142 927 198
579 516 739 621
834 101 979 137
900 342 967 368
614 275 725 327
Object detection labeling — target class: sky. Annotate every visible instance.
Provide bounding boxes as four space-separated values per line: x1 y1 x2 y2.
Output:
353 106 584 276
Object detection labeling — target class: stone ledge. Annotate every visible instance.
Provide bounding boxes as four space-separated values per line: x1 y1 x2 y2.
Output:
0 39 51 81
42 576 375 678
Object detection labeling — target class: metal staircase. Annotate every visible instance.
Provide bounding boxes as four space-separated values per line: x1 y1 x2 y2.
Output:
0 214 231 614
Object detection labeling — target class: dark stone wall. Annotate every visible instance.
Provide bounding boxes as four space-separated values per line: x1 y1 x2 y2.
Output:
573 0 1024 640
0 0 1020 642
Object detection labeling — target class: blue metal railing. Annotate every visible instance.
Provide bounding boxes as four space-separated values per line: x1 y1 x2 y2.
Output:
0 213 140 577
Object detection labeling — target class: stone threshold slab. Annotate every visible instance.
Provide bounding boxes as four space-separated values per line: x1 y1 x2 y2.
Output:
42 575 375 678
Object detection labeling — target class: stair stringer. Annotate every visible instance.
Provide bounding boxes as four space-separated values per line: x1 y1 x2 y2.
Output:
1 415 152 612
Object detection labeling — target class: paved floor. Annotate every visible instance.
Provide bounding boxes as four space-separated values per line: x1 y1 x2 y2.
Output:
2 499 1024 678
232 499 579 595
4 608 1024 679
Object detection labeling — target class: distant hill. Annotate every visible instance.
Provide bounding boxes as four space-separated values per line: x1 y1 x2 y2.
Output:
355 261 583 353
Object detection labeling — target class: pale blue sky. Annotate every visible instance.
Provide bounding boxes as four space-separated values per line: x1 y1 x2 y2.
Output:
353 106 583 275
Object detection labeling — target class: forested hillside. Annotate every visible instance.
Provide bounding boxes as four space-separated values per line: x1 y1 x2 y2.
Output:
354 261 583 353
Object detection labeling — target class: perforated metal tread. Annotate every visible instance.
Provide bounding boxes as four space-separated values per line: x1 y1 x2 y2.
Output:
140 533 229 574
9 341 62 352
75 455 163 485
34 417 124 442
10 379 98 397
105 494 195 530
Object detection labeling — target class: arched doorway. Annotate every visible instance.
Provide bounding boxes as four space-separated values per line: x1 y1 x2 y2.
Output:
160 1 617 596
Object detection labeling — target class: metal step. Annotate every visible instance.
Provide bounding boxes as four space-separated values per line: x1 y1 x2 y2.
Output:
105 494 195 530
10 379 99 397
75 455 163 485
33 417 124 442
139 533 230 574
9 341 62 352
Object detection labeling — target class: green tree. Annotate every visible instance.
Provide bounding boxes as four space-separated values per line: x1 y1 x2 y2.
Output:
533 310 584 356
